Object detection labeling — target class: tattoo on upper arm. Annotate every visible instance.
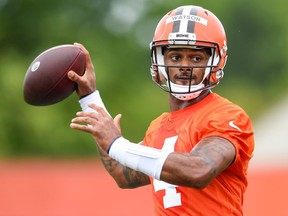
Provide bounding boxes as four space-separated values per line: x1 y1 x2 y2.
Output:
191 136 236 169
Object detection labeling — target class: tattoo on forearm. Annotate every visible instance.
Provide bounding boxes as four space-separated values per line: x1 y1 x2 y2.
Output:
123 167 150 188
98 147 119 171
101 155 119 172
99 148 150 188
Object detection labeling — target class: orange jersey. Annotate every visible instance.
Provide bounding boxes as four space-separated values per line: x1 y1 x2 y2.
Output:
143 93 254 216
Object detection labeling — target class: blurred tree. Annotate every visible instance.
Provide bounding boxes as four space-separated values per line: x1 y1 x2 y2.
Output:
0 0 287 157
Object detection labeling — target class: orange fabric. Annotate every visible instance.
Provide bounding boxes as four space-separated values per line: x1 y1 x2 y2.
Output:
143 93 254 216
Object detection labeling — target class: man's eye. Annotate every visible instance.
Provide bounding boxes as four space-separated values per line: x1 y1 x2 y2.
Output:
171 56 180 61
192 57 201 62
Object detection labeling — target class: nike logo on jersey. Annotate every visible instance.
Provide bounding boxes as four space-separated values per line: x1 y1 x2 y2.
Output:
229 121 242 131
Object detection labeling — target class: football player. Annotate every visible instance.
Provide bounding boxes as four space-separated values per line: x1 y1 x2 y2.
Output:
68 5 254 216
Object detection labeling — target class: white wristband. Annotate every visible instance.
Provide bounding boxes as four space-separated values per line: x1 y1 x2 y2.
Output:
108 137 171 180
79 90 110 116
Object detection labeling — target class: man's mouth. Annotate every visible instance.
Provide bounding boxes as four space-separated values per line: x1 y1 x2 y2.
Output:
177 74 192 80
175 73 196 80
174 74 191 85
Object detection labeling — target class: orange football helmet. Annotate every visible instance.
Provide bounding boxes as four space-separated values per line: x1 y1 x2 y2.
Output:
150 5 228 100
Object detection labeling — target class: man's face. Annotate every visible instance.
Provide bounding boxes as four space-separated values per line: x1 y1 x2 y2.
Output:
163 48 210 86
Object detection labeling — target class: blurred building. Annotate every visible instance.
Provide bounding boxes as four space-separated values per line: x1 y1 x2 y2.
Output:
252 95 288 168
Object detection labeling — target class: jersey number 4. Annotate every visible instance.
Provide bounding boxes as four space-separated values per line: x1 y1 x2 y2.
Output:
153 136 182 209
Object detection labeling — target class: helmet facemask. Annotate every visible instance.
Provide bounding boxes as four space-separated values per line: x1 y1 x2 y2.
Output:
149 5 228 101
150 41 224 101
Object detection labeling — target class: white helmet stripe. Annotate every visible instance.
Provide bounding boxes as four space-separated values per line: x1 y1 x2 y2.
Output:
179 7 192 33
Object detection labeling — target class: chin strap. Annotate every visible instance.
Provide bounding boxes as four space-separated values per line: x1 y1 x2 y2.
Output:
169 82 205 101
171 90 202 101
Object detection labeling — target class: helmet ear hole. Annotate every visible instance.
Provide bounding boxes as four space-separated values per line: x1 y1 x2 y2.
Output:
150 66 160 83
154 71 160 83
209 70 224 84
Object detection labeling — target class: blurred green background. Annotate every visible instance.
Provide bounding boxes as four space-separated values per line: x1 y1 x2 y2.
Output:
0 0 287 158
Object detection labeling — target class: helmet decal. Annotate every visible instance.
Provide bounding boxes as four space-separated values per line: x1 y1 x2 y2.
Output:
168 7 208 34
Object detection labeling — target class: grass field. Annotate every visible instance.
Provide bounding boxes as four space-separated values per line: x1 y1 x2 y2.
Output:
0 159 287 216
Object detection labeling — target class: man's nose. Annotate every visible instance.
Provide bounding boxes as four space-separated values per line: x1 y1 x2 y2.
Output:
180 59 192 71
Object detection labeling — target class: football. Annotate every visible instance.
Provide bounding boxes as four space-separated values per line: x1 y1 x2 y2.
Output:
23 44 86 106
